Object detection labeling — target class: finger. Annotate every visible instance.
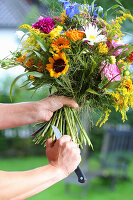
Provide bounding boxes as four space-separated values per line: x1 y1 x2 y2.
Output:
59 96 79 109
46 137 54 148
65 142 81 153
55 135 71 146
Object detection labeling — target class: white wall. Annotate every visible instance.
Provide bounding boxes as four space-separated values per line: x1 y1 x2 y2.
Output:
0 28 24 78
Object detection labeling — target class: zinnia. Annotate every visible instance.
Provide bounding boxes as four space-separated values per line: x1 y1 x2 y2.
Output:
32 17 56 34
100 62 121 82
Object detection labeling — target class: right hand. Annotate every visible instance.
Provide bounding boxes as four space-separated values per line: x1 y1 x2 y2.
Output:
46 135 81 177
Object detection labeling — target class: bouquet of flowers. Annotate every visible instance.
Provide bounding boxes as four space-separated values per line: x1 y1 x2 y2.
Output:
1 0 133 148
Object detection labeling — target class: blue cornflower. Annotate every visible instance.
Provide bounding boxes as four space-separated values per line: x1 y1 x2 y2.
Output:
93 10 98 18
58 0 71 9
65 3 80 18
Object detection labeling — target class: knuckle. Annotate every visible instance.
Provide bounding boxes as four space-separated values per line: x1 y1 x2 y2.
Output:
45 111 53 121
58 139 64 146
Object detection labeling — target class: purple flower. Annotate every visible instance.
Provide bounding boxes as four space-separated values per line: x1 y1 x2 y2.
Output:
32 17 56 34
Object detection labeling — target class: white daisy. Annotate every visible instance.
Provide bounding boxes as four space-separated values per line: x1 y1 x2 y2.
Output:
83 23 107 45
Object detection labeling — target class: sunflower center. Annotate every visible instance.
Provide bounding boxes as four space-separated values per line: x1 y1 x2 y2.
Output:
53 59 66 73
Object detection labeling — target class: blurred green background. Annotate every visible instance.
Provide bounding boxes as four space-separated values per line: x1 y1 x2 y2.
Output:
0 0 133 199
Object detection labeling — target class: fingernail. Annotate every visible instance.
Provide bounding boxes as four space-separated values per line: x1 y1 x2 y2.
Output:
74 103 79 108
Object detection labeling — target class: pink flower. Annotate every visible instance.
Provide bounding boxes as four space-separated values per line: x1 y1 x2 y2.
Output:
33 17 56 34
100 62 121 82
38 16 44 20
106 39 123 56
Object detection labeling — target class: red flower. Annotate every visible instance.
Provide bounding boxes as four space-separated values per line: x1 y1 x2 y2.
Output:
128 51 133 63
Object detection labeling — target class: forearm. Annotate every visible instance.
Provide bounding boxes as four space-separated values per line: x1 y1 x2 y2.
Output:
0 165 66 200
0 102 40 129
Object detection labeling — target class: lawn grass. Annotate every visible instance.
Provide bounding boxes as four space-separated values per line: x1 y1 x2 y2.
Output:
0 156 133 200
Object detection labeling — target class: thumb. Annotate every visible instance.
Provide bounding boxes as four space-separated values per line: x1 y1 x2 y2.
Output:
46 137 54 148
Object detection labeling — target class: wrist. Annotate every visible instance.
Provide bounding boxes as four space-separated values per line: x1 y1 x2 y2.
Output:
34 100 47 122
48 164 68 180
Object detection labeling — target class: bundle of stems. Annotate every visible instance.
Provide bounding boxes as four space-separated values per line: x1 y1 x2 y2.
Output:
33 106 93 149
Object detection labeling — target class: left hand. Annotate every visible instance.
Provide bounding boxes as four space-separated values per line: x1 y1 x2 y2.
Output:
36 95 79 122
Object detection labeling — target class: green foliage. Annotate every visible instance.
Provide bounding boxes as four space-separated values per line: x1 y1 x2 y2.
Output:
32 33 48 52
0 156 133 200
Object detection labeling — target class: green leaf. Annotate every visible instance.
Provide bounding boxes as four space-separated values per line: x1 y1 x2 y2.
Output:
53 19 67 31
115 0 123 6
117 63 124 69
89 56 97 75
33 50 47 62
103 4 124 20
32 33 48 52
106 81 121 90
91 0 96 16
20 31 30 42
103 11 107 20
113 45 133 61
86 88 99 95
120 47 133 58
98 6 103 18
10 71 43 102
23 53 34 65
98 76 108 89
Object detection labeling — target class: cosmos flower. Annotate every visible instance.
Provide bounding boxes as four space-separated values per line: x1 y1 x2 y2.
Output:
83 23 107 45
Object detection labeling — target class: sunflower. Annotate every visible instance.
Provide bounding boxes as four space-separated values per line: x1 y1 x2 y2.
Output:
46 52 69 78
51 37 70 53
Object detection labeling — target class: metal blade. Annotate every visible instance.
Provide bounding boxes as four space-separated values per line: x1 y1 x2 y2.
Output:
52 125 62 140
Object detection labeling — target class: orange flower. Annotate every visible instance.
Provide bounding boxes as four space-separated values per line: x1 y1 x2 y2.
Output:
16 55 26 63
66 29 84 41
125 78 132 91
122 78 133 91
24 58 34 68
37 60 45 72
51 37 70 53
61 10 67 24
30 75 35 80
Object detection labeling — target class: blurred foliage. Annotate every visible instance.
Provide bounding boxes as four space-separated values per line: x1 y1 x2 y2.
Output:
0 74 50 157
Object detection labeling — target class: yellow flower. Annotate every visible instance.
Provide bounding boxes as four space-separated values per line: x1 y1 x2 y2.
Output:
19 24 47 52
98 42 108 54
96 109 111 127
46 52 69 78
49 26 63 40
61 10 68 24
51 37 70 53
106 77 133 122
100 13 133 39
110 56 116 64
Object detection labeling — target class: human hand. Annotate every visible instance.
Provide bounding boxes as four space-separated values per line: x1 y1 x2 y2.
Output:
36 96 79 122
46 136 81 178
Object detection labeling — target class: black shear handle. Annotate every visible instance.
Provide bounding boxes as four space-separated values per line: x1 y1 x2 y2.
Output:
74 166 87 183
